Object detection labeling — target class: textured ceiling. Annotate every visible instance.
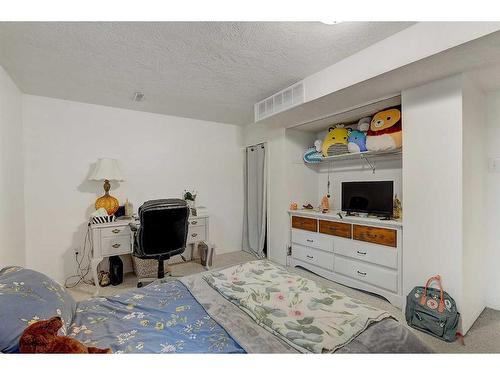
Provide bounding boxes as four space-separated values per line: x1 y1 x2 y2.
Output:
0 22 413 125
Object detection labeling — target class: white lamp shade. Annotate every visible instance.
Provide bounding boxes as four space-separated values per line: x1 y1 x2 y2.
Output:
89 158 125 181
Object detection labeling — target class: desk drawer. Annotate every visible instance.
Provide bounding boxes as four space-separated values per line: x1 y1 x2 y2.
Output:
319 220 351 238
292 244 333 271
334 237 397 269
291 229 333 252
291 216 317 232
353 225 397 247
101 225 131 238
334 256 397 292
189 218 206 227
187 225 207 243
101 235 131 256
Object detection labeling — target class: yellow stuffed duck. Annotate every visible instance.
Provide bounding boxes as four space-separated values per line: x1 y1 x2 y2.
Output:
322 125 349 157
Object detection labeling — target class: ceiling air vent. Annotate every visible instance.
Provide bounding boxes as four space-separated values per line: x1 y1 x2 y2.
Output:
254 81 305 122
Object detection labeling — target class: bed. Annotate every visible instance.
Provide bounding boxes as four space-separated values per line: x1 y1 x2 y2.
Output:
0 261 431 354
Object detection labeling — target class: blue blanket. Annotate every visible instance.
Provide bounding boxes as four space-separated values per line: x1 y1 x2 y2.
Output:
69 280 245 353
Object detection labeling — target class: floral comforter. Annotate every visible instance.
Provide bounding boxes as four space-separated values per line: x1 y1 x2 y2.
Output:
69 280 245 353
203 260 391 353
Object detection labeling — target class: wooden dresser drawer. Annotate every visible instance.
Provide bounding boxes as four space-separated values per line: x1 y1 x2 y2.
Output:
353 225 397 247
334 237 397 269
334 255 397 292
101 225 131 238
291 216 317 232
101 235 131 256
292 244 334 271
319 220 351 238
291 229 334 253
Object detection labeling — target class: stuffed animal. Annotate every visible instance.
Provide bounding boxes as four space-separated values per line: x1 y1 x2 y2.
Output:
303 147 323 163
322 125 349 156
357 116 371 132
19 316 112 354
303 139 324 163
366 108 402 151
348 130 367 153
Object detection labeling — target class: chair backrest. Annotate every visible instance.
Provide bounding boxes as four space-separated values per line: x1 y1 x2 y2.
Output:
134 199 189 258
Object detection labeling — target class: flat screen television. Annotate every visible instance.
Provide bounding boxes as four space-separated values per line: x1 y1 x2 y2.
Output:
341 181 394 217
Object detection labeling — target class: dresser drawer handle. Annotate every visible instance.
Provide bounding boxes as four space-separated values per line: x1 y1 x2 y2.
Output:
357 270 367 276
306 239 314 243
357 251 367 255
306 255 314 259
112 229 121 234
191 221 198 225
191 233 198 237
112 243 121 248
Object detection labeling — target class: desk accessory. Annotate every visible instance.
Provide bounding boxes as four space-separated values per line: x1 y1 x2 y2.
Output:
124 199 133 218
183 189 197 215
90 208 116 224
89 158 124 215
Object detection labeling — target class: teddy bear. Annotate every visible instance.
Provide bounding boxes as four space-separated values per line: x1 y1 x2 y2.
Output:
321 125 349 156
366 107 402 151
19 316 112 354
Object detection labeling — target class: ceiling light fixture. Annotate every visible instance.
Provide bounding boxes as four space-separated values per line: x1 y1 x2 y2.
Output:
320 21 343 25
132 92 145 102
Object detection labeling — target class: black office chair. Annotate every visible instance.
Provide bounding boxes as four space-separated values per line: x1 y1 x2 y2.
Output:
130 199 189 287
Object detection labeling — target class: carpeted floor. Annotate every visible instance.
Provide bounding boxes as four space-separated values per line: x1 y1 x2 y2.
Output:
68 251 500 353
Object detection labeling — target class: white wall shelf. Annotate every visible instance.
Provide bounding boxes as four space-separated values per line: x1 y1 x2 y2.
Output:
310 148 402 173
319 148 402 163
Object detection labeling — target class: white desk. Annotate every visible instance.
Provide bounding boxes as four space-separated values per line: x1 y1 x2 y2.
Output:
90 215 210 295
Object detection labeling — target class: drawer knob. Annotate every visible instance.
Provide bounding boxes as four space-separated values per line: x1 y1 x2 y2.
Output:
306 255 314 259
112 229 121 234
357 270 367 276
191 221 198 225
191 233 198 237
357 251 367 255
306 239 314 243
112 243 121 248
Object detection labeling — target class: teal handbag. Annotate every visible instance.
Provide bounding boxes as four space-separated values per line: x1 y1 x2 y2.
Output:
405 275 461 342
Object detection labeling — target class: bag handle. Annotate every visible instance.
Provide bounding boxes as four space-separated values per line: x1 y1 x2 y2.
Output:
420 275 445 313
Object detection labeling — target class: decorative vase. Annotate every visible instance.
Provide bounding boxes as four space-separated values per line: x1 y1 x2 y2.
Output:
95 179 120 215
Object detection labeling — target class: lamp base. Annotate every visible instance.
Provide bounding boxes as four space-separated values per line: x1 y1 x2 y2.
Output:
95 194 120 215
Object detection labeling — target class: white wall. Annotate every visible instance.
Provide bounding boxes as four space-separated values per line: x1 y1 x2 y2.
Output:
402 74 490 333
486 90 500 310
461 77 487 331
402 75 464 322
285 129 318 209
0 66 25 268
23 95 244 283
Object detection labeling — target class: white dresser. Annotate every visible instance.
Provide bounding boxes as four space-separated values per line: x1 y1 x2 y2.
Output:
288 210 403 307
90 214 209 295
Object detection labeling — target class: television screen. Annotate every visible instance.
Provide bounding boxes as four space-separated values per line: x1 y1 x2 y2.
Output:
341 181 394 216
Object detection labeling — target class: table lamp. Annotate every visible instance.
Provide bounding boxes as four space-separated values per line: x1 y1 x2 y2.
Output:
88 158 124 215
